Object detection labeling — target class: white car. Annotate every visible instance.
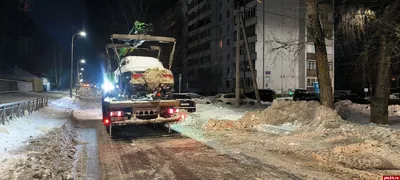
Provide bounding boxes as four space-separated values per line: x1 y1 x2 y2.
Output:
173 93 211 104
216 93 271 105
215 93 253 105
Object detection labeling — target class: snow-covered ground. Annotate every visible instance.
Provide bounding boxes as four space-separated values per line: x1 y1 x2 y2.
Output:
172 100 400 179
0 96 77 178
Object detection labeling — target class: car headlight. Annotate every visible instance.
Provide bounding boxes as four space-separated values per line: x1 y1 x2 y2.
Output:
102 80 115 92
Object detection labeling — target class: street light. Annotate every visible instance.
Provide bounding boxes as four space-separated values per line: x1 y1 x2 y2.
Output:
79 72 82 75
80 79 83 82
76 58 86 95
81 68 84 71
79 31 86 37
70 31 87 98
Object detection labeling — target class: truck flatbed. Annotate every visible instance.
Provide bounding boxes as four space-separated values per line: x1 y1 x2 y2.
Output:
103 99 180 109
111 114 181 125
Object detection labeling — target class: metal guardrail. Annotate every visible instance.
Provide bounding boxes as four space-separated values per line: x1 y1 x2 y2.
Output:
0 97 48 125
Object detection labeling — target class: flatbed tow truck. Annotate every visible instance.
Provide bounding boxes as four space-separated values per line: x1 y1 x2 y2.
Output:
101 23 185 137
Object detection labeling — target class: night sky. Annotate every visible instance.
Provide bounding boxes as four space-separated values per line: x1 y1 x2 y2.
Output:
22 0 177 85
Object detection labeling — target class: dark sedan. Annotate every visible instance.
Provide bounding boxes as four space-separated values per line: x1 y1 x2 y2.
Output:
171 94 196 112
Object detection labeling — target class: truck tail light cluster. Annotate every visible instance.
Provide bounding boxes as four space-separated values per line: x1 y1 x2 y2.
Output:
168 108 179 114
132 73 143 79
163 74 173 79
110 111 123 117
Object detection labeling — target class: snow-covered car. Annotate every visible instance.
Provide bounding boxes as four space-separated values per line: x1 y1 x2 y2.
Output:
176 93 211 104
211 93 224 103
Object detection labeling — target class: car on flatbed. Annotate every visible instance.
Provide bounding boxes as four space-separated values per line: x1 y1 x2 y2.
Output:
101 33 185 137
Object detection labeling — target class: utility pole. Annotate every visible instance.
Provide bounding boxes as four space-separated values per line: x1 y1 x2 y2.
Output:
235 1 241 108
239 9 261 107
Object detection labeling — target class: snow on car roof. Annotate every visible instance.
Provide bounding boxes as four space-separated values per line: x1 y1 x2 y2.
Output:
114 56 164 75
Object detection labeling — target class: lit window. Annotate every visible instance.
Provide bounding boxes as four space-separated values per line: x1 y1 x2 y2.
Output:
219 40 223 48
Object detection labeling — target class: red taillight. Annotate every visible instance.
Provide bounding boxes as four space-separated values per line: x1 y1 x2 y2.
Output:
103 118 110 125
163 74 173 79
168 108 174 114
110 111 123 117
132 73 143 79
180 114 186 120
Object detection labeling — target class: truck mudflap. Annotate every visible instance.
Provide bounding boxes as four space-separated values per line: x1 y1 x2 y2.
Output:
110 114 183 125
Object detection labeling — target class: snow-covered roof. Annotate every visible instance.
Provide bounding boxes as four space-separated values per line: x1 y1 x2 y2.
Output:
0 67 40 82
114 56 165 75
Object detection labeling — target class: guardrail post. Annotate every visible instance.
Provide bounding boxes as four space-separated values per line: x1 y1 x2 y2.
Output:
10 105 14 120
28 101 31 114
1 106 5 125
35 99 39 111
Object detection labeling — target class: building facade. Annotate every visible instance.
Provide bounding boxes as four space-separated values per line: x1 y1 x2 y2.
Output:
181 0 334 95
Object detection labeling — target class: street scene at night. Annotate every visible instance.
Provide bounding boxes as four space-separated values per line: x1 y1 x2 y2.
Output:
1 0 400 179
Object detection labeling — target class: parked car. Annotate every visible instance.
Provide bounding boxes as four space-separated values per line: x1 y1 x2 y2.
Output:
175 93 211 104
244 89 276 103
211 93 224 103
216 93 266 105
171 94 196 112
292 89 308 101
334 94 370 104
293 92 320 102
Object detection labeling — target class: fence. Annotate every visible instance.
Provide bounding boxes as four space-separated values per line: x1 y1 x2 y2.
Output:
0 97 48 125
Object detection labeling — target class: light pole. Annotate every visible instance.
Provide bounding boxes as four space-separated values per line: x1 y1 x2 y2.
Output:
76 59 85 95
70 31 86 98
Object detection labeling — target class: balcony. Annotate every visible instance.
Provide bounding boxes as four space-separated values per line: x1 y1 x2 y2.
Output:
188 40 199 48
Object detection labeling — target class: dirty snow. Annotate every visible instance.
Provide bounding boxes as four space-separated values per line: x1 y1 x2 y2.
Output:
72 109 102 120
0 96 77 179
173 100 400 179
77 88 101 97
1 123 78 180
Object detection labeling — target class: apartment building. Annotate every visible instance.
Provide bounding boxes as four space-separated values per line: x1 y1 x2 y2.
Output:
183 0 334 95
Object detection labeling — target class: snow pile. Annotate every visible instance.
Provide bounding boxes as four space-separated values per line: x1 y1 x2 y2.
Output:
335 100 400 117
204 100 400 173
253 121 302 135
48 97 77 111
78 88 100 97
72 109 102 120
180 104 245 127
141 68 174 89
0 109 68 156
204 100 342 131
1 123 78 180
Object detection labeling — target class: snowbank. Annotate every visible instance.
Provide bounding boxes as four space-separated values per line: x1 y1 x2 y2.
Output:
203 100 400 177
72 109 102 120
204 100 343 131
78 88 101 97
0 109 69 156
48 96 77 111
1 123 78 179
0 97 75 178
177 104 246 127
335 100 400 117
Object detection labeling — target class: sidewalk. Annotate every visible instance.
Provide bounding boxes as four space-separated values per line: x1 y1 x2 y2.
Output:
0 91 69 104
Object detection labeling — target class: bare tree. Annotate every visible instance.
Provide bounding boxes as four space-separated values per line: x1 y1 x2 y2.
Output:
306 0 334 108
47 45 63 89
338 0 400 124
108 0 152 33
